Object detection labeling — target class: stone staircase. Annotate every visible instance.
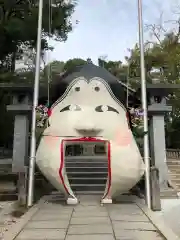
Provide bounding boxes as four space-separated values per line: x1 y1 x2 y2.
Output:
160 188 179 199
0 158 17 200
65 156 108 195
167 158 180 195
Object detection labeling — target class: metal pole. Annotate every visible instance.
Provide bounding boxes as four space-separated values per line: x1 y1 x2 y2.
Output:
27 0 43 207
137 0 151 209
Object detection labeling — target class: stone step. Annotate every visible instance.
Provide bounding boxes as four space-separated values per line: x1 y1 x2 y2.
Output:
168 171 180 174
168 171 180 176
71 184 106 192
167 158 180 160
167 164 180 167
67 172 107 178
167 166 180 172
169 176 180 180
65 156 107 161
174 182 180 187
75 191 103 195
71 184 105 187
0 182 16 192
65 162 108 167
170 177 180 181
168 172 180 176
167 161 180 165
160 190 178 197
0 158 12 165
161 195 178 199
66 167 108 173
68 177 107 185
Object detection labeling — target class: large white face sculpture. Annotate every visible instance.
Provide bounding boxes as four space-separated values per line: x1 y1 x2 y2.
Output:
45 77 130 141
37 76 144 199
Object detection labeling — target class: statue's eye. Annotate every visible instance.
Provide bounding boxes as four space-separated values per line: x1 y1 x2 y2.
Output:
95 105 119 114
60 105 81 112
108 106 119 114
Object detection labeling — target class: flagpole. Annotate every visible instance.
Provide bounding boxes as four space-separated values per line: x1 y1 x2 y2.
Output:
27 0 43 207
137 0 151 209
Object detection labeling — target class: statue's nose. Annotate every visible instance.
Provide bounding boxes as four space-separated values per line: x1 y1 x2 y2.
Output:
74 107 102 136
75 121 102 136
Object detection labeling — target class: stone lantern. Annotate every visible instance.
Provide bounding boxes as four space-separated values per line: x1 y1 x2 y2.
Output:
136 67 180 210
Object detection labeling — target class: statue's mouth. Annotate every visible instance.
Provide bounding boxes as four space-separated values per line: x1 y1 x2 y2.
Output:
75 128 102 137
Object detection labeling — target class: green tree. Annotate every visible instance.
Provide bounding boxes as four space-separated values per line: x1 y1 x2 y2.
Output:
45 61 65 74
0 0 76 146
98 58 129 84
125 18 180 148
63 58 87 72
0 0 76 73
43 60 65 82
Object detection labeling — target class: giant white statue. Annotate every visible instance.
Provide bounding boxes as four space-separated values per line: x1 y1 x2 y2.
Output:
36 63 144 204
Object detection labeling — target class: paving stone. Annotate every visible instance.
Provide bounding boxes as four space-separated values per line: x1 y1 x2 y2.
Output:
109 213 149 222
112 221 156 231
108 205 142 210
37 209 73 215
74 206 107 212
108 209 144 216
41 204 73 210
108 205 143 213
15 229 66 240
25 220 69 229
40 205 73 211
32 212 72 220
70 217 111 225
72 211 108 217
38 207 73 211
67 224 113 235
66 234 115 240
108 204 140 209
79 195 100 201
114 229 163 240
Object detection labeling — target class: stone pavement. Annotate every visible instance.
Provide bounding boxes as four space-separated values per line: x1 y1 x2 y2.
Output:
7 195 165 240
0 201 17 239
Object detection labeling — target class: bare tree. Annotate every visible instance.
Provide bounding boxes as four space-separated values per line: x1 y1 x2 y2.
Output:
145 7 180 45
145 11 167 44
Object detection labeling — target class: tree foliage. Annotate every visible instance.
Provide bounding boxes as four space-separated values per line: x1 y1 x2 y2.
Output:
125 15 180 148
0 0 76 73
98 58 129 84
43 60 65 82
0 0 76 146
63 58 87 72
95 12 180 148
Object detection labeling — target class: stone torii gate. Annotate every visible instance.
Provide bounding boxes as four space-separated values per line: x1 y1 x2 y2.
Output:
1 79 179 210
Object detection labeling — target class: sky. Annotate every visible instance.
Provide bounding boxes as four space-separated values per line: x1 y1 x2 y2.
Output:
48 0 179 64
